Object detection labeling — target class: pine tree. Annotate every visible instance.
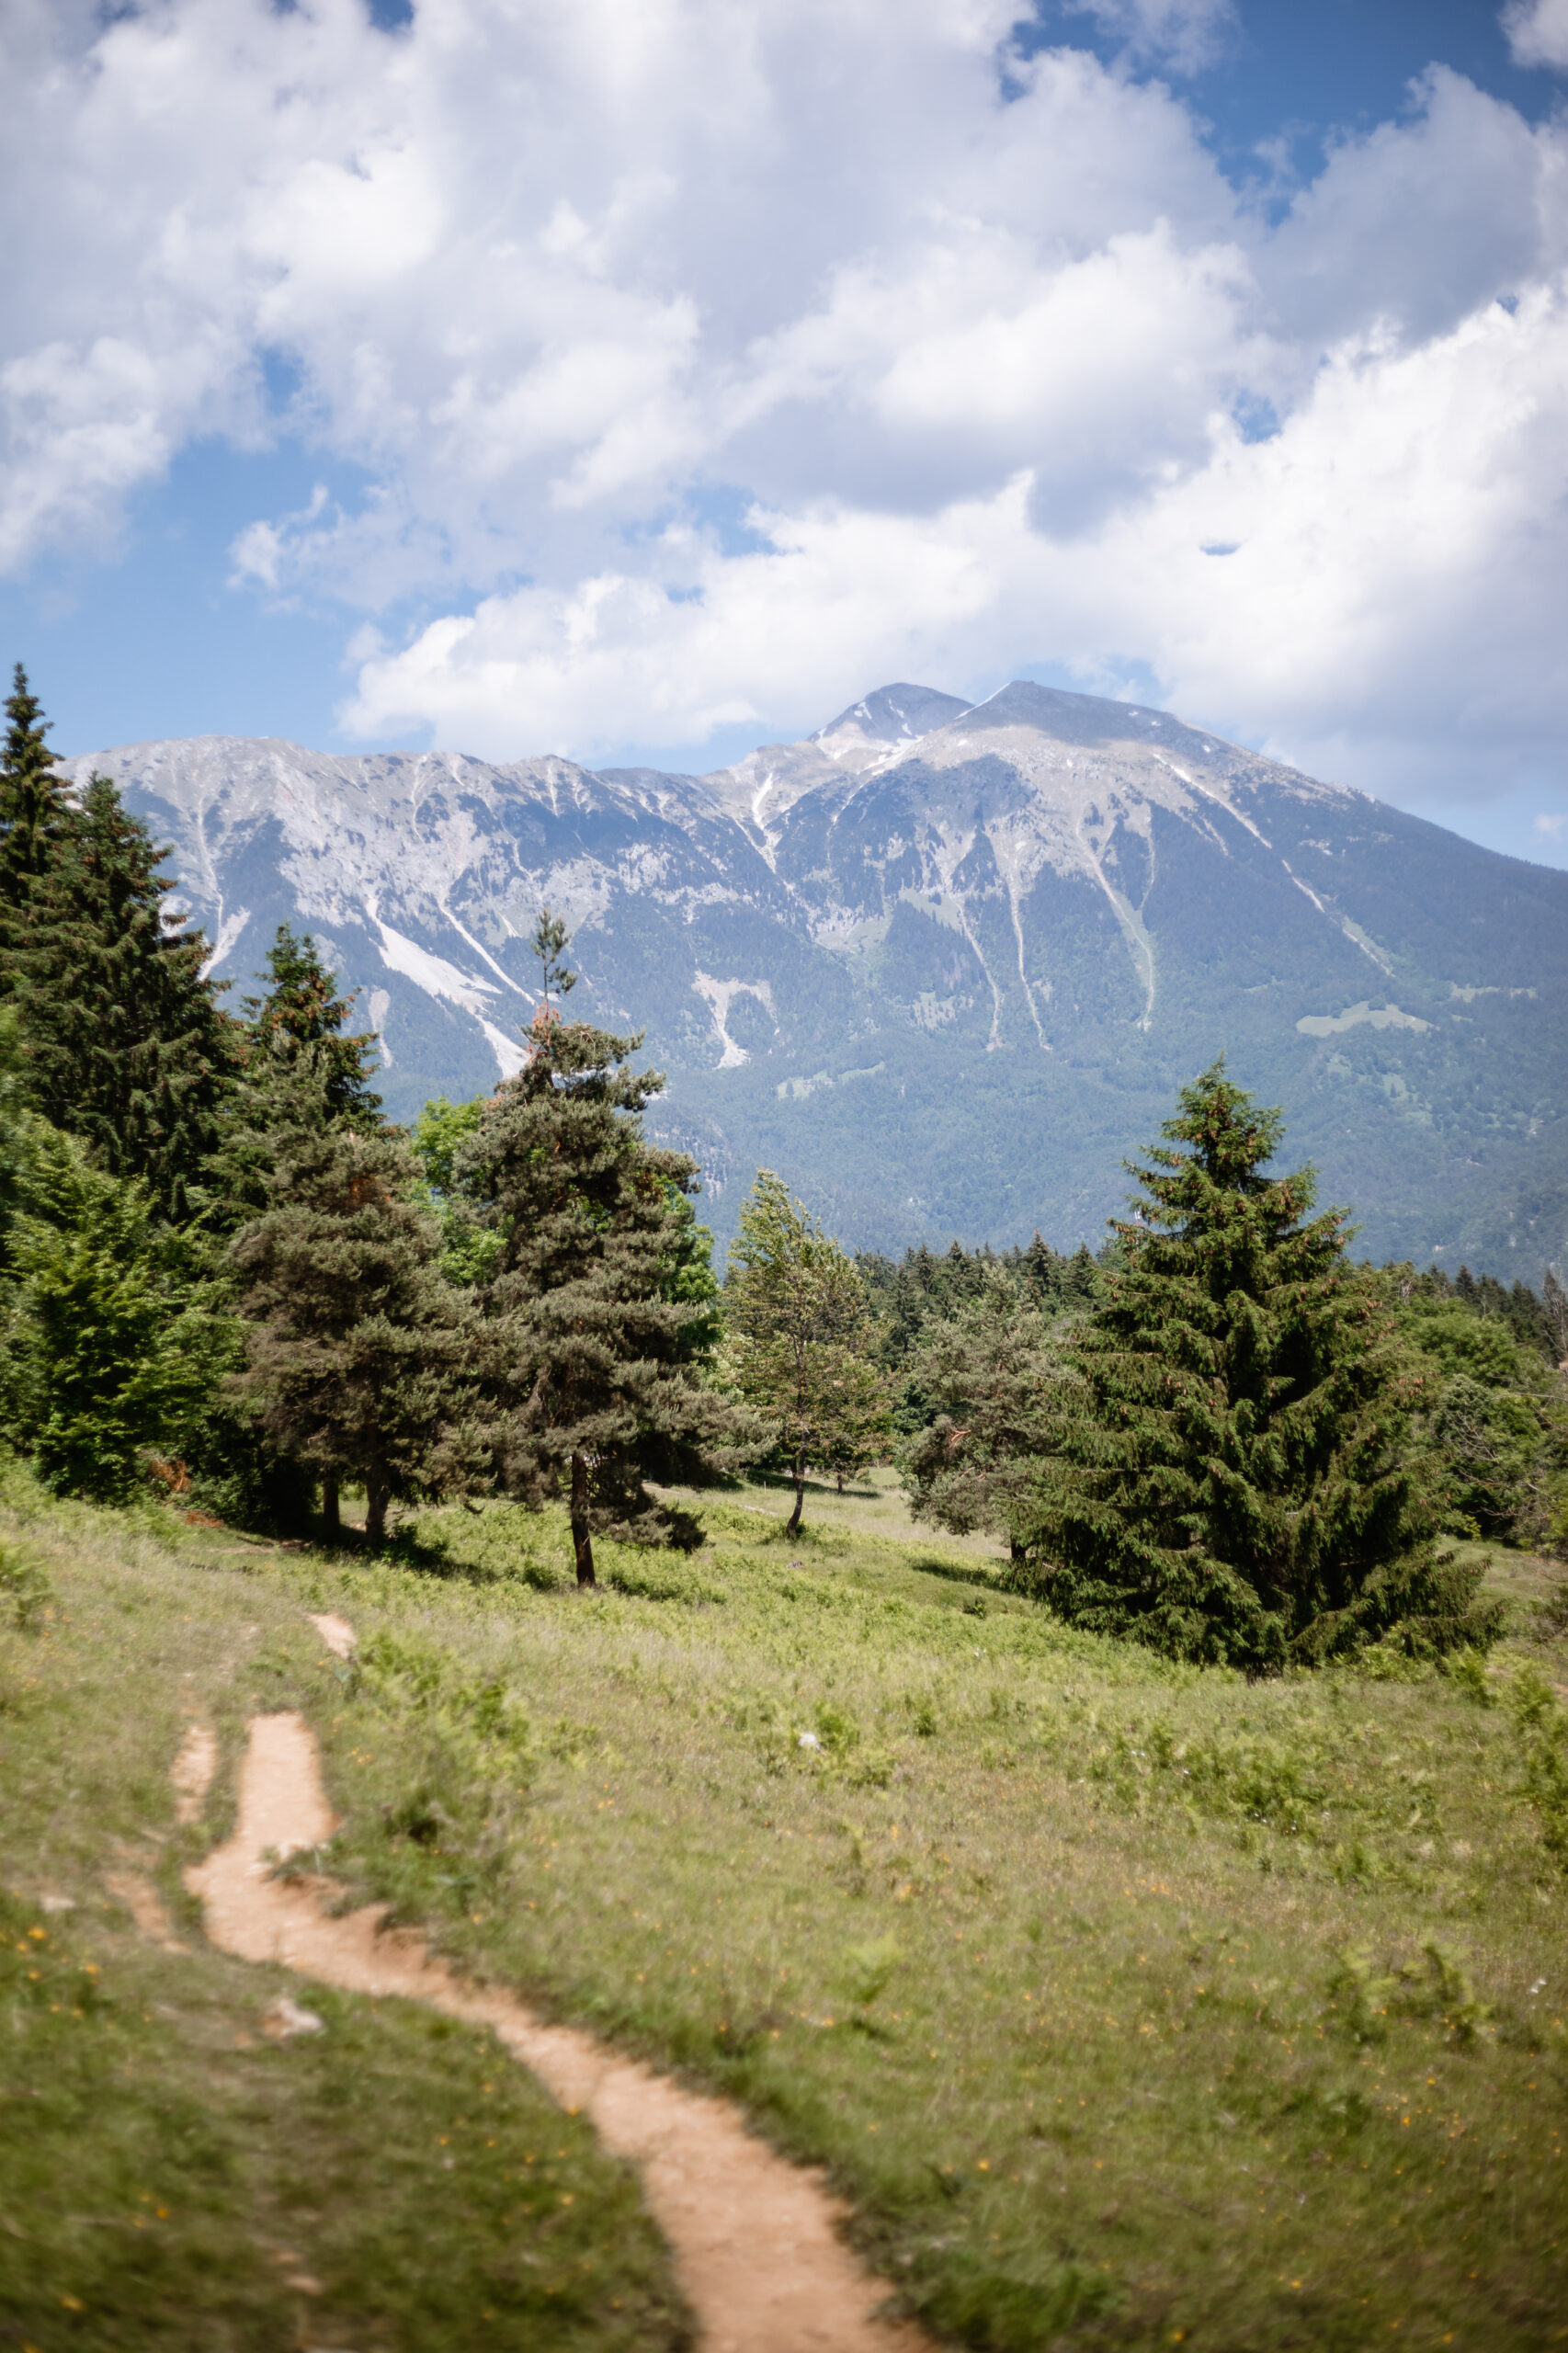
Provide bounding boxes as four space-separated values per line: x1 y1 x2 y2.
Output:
14 772 233 1222
459 915 754 1586
0 665 74 936
724 1170 890 1537
229 1123 473 1543
1023 1061 1501 1670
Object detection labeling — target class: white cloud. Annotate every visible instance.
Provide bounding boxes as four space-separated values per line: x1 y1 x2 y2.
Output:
1059 0 1237 74
344 483 1040 755
1504 0 1568 68
353 270 1568 798
5 0 1568 816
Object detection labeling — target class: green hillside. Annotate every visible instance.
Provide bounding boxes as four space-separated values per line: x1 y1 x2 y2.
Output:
6 1461 1568 2350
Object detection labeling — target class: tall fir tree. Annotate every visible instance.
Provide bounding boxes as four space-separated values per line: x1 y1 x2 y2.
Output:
11 769 233 1222
213 926 382 1233
0 665 74 938
1022 1062 1500 1669
242 924 381 1126
229 1122 473 1543
459 913 754 1586
724 1170 890 1537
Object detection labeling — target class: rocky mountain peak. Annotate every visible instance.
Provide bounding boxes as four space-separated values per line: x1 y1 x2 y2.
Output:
58 680 1568 1275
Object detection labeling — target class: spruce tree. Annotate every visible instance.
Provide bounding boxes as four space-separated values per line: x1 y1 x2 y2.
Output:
212 926 382 1234
1023 1061 1501 1670
724 1170 890 1537
459 914 754 1586
243 925 381 1126
0 665 74 936
14 772 233 1222
229 1121 473 1543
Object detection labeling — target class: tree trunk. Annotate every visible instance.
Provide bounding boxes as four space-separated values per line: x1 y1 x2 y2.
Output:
785 1446 805 1538
365 1473 389 1548
1010 1535 1026 1563
571 1451 596 1588
322 1474 341 1539
835 1470 845 1494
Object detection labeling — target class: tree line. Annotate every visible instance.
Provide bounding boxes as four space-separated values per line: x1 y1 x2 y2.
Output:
1 665 1562 1667
0 669 761 1579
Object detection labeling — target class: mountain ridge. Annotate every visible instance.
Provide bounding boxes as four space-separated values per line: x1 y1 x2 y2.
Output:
60 682 1568 1279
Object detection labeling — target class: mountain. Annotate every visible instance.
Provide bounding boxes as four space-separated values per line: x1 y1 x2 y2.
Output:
62 681 1568 1277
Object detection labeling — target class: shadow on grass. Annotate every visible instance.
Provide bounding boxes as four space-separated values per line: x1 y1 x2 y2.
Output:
742 1468 884 1504
905 1552 1004 1593
373 1515 569 1593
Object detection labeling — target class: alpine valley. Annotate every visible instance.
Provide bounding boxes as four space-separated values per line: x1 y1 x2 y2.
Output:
62 682 1568 1274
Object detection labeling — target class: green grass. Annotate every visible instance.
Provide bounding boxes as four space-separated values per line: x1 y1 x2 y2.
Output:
0 1480 687 2353
5 1461 1568 2349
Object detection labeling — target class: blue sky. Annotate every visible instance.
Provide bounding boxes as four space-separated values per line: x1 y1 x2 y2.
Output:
5 0 1568 867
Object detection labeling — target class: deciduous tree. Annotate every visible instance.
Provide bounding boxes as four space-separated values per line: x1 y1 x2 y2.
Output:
724 1170 889 1537
902 1281 1062 1553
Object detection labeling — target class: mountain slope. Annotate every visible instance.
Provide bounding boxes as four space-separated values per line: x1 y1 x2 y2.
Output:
63 684 1568 1276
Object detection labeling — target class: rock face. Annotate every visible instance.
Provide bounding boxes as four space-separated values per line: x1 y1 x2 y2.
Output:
63 680 1568 1274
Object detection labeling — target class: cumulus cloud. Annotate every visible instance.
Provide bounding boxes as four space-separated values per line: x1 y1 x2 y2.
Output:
5 0 1568 817
1504 0 1568 68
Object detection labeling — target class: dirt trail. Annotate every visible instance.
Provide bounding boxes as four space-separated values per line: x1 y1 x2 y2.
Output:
185 1646 928 2353
172 1722 219 1824
306 1612 357 1660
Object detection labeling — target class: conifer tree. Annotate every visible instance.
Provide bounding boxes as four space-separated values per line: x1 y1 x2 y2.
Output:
724 1170 890 1537
0 665 74 935
243 924 381 1127
229 1121 473 1543
2 1121 209 1502
212 926 382 1234
1022 1062 1500 1669
14 771 233 1222
459 912 754 1586
1545 1267 1568 1369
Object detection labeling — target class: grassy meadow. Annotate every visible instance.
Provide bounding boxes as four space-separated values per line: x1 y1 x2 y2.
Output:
3 1455 1568 2350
